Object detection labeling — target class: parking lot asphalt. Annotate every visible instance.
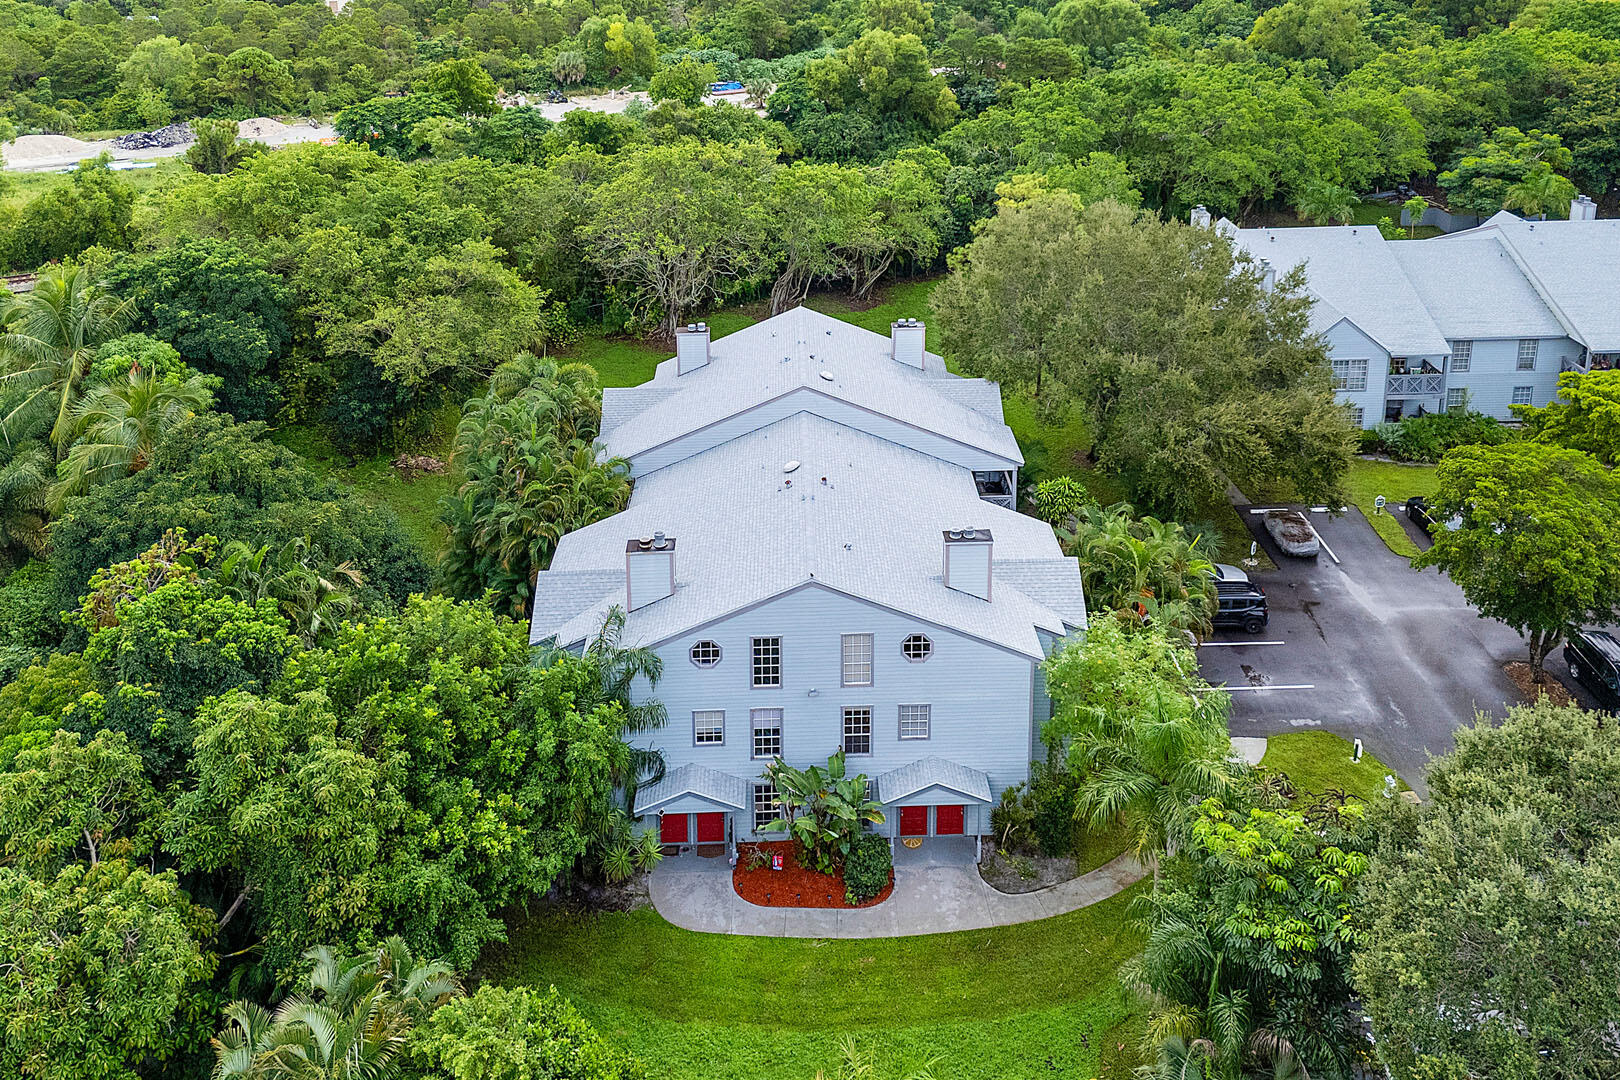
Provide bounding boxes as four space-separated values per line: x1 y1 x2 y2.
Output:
1198 502 1530 796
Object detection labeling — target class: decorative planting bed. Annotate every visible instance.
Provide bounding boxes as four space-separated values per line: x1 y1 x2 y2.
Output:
732 841 894 909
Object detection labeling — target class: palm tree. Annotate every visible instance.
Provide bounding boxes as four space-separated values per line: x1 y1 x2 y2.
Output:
584 605 669 811
551 50 586 86
212 537 363 645
1504 162 1577 220
212 937 462 1080
1292 180 1357 227
0 442 50 569
0 266 134 451
49 369 212 508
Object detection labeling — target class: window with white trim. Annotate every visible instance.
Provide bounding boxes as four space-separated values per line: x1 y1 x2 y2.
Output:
1332 358 1368 392
751 708 782 759
693 710 724 745
1517 339 1538 370
753 783 780 831
841 634 873 686
1347 404 1364 427
898 704 931 740
1450 340 1472 372
1446 387 1467 412
842 707 872 755
901 633 933 662
751 637 781 687
689 640 722 667
1512 385 1534 406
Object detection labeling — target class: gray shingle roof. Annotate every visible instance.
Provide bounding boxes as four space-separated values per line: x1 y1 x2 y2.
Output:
529 412 1087 658
598 307 1022 468
1231 225 1452 355
527 570 624 644
633 762 751 815
1439 213 1620 352
1387 236 1564 340
874 756 992 804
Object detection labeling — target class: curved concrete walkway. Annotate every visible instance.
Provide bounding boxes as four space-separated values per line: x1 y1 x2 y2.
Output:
648 848 1147 938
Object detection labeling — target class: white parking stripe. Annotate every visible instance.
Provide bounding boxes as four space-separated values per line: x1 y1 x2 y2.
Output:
1219 684 1316 692
1310 524 1341 565
1198 641 1285 647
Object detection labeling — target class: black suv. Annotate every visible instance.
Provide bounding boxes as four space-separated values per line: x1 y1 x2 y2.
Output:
1211 563 1268 634
1563 630 1620 711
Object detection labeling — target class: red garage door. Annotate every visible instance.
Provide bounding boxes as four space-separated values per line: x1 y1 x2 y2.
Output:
935 804 965 836
660 813 688 844
899 805 928 836
695 812 725 843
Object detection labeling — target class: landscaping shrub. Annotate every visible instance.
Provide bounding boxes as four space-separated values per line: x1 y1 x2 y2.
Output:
1029 760 1080 858
843 833 892 905
1365 411 1514 463
0 561 63 653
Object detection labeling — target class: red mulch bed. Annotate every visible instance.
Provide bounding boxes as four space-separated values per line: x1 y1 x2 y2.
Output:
732 841 893 909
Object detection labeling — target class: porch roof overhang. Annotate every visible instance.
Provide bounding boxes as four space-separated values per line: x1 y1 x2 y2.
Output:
633 763 750 816
874 756 993 805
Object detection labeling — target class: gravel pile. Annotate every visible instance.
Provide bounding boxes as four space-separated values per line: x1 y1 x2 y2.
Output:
111 122 193 150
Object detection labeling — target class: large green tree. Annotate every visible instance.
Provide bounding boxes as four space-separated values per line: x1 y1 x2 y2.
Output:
1413 441 1620 680
1517 367 1620 465
1440 127 1576 215
1354 703 1620 1079
933 197 1352 518
406 984 645 1080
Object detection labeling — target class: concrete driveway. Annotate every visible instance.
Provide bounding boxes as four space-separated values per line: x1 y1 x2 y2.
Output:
1199 502 1528 795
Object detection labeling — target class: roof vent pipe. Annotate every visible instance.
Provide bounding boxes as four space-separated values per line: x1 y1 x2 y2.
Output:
943 528 993 601
626 533 677 610
676 322 711 375
891 318 926 370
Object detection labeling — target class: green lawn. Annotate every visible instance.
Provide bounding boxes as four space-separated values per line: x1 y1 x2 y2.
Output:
1260 731 1405 803
270 420 457 557
1342 457 1439 559
481 885 1149 1080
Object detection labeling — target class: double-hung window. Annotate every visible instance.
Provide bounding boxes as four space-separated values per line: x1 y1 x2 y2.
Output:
693 710 724 746
1450 340 1472 372
842 707 873 755
1347 404 1364 427
898 704 931 740
1517 340 1539 371
1512 385 1534 406
752 784 780 831
841 633 873 686
1446 387 1467 412
751 708 783 759
751 636 781 688
1331 359 1368 392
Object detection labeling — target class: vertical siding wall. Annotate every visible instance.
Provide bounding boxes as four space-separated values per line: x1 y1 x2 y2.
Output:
632 583 1037 839
1447 336 1579 419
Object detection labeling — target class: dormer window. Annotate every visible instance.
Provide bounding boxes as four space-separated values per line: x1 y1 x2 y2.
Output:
689 640 722 668
902 634 933 662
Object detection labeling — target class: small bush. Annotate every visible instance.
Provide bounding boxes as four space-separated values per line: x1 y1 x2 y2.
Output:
843 833 891 905
991 782 1035 850
0 561 63 652
1029 760 1080 858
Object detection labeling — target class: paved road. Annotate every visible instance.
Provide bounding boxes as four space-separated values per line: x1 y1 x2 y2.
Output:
1199 502 1529 796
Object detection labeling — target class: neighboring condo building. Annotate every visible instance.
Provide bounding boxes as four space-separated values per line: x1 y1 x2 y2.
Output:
529 307 1087 856
1216 201 1620 427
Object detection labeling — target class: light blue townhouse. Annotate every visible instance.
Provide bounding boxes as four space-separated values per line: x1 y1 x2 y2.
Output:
529 307 1087 856
1218 204 1620 427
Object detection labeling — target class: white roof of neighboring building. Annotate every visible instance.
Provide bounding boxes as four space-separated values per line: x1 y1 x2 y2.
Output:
1438 212 1620 352
1230 224 1452 355
530 412 1085 659
1387 236 1565 340
599 307 1023 468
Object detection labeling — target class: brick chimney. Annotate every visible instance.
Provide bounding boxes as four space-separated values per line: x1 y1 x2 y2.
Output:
891 319 925 370
626 532 676 610
943 528 992 601
676 323 711 374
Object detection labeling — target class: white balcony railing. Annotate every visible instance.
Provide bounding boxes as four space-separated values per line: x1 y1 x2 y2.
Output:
1386 373 1444 397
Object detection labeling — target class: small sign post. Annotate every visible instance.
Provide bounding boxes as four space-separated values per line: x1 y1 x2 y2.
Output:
771 852 784 871
1352 738 1364 763
1374 495 1387 515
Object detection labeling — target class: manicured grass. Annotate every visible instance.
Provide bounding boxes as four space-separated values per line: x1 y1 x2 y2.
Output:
270 421 457 558
481 884 1149 1080
1342 456 1439 559
1260 731 1406 803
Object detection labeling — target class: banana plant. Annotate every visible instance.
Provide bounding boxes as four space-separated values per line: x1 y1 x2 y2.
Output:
759 751 885 874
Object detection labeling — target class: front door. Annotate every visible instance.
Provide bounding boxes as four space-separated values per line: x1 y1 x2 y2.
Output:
660 813 688 844
695 812 725 843
934 804 965 835
899 805 928 836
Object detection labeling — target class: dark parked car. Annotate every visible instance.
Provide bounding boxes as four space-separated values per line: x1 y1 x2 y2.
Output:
1211 563 1268 634
1563 630 1620 710
1406 495 1461 532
